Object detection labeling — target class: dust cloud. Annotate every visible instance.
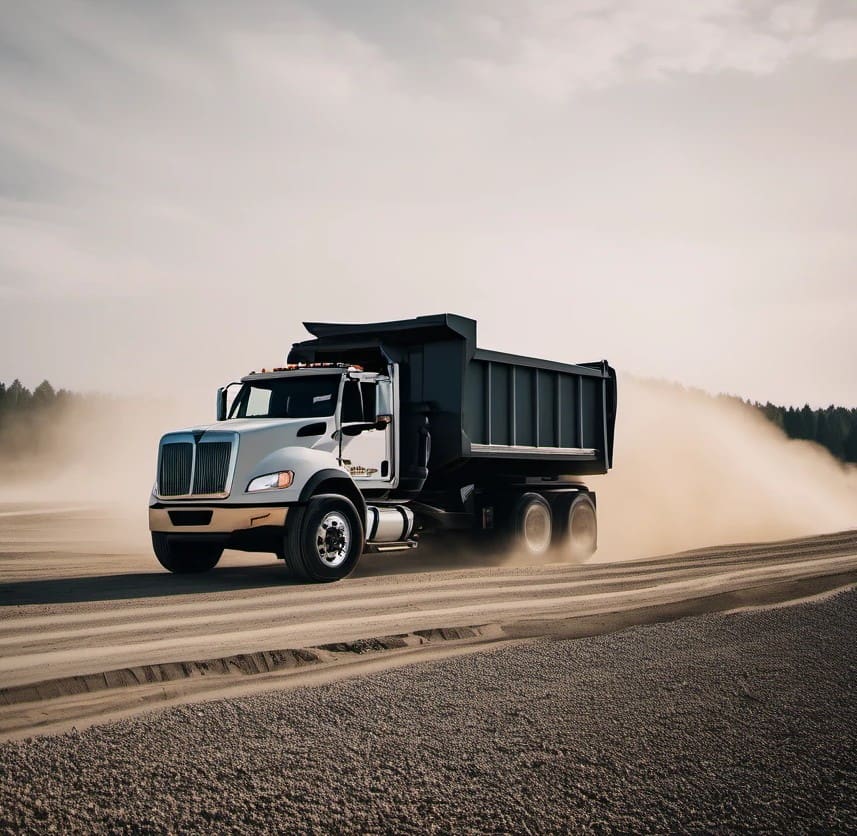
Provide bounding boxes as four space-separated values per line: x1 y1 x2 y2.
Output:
1 375 855 563
589 376 857 561
0 397 200 552
0 398 199 506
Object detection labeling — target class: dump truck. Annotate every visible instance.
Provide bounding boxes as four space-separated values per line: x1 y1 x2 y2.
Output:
149 314 617 581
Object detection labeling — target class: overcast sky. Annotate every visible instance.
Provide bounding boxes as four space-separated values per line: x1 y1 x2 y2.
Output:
1 0 855 406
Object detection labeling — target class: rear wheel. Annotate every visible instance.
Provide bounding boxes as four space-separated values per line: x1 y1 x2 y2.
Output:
152 533 223 573
510 492 553 556
565 494 597 561
285 494 364 582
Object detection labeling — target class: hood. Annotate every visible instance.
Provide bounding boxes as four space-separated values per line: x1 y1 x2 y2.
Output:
160 417 337 458
155 416 341 502
167 417 326 437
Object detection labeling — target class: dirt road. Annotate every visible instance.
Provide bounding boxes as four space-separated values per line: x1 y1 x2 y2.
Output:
1 504 856 739
3 584 856 834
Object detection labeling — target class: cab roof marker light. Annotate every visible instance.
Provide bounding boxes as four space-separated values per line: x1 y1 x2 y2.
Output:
249 362 364 373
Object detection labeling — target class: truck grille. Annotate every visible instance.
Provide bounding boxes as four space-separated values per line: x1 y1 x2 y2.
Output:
159 442 193 496
192 442 232 494
158 436 235 498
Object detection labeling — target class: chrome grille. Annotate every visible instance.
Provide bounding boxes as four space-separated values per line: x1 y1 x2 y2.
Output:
157 434 236 498
159 442 193 497
192 442 232 495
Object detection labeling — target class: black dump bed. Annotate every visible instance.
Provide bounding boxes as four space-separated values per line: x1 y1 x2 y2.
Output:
288 314 616 495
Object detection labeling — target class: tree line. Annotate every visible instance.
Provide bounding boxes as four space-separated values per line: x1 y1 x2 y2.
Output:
0 380 81 460
0 379 76 413
1 378 856 464
750 401 857 464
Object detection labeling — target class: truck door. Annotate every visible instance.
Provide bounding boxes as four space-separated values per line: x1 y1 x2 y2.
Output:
339 375 394 488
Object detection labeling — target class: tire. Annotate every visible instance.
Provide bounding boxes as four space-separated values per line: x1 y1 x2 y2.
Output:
284 494 364 582
565 494 598 561
510 492 553 556
152 533 223 574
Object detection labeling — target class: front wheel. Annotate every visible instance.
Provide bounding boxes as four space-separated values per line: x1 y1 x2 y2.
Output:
152 533 223 573
285 494 364 582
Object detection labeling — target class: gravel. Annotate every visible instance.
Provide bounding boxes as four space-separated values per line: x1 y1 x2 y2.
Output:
2 590 856 834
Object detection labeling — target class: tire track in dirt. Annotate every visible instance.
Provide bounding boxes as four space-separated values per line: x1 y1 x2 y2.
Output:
0 513 855 738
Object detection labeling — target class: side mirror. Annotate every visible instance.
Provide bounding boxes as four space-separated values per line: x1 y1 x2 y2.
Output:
216 388 227 421
341 424 365 437
374 413 392 431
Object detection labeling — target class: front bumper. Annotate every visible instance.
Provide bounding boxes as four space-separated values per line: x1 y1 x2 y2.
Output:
149 505 289 534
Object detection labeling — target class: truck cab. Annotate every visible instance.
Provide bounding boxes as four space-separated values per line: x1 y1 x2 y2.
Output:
225 365 399 490
149 363 411 581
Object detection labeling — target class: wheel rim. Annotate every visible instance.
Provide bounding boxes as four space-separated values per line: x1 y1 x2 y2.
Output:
315 511 352 568
522 503 552 555
569 504 596 556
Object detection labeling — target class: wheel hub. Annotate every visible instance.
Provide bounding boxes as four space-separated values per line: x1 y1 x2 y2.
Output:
324 526 346 552
315 511 351 568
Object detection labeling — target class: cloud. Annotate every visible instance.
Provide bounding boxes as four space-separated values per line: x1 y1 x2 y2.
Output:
0 2 408 299
770 1 819 34
811 17 857 60
459 0 857 97
0 1 855 406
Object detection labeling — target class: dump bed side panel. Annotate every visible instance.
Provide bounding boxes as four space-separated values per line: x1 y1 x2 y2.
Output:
460 351 615 476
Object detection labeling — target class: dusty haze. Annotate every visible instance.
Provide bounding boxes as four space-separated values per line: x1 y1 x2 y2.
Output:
0 397 198 551
589 376 857 560
2 376 854 562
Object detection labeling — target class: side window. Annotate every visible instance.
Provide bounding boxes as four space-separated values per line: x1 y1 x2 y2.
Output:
245 386 271 418
341 380 378 422
341 381 363 422
360 382 376 420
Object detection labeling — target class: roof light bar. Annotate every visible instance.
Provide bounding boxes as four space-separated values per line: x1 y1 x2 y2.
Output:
249 362 364 375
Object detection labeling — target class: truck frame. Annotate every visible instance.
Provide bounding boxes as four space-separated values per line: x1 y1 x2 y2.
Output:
149 314 617 581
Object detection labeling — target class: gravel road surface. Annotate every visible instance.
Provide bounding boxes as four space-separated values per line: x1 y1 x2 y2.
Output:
2 506 857 737
2 586 855 833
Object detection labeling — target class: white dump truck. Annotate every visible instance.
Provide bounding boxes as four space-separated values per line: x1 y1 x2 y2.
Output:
149 314 617 581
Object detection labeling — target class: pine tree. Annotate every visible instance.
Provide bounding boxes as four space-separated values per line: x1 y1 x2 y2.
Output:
799 404 816 440
5 380 31 410
822 407 848 459
845 424 857 464
32 380 56 407
783 407 800 439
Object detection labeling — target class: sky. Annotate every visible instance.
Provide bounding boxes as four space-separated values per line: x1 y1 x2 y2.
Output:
1 0 855 407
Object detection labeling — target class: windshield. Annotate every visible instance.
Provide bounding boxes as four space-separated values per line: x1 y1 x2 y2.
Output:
228 375 341 419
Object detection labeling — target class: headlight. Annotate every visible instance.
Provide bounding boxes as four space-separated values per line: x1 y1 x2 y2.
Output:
247 471 294 492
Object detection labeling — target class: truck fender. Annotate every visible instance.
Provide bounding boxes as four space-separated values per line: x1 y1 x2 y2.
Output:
299 468 367 522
